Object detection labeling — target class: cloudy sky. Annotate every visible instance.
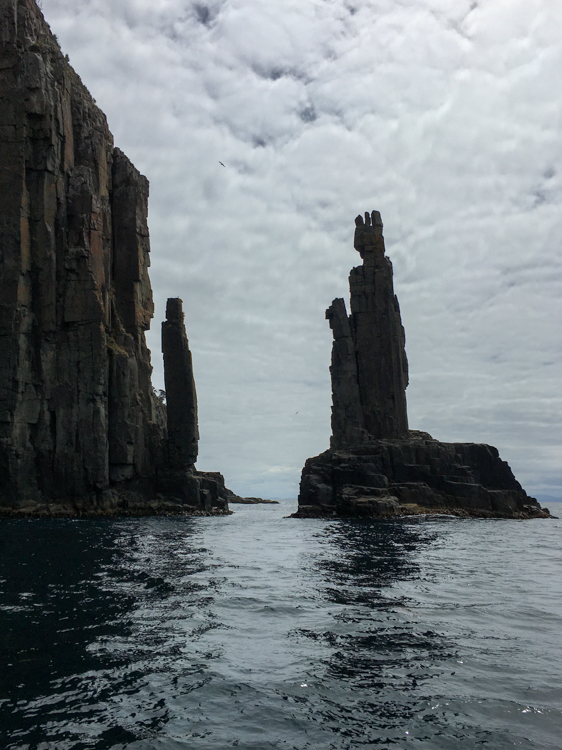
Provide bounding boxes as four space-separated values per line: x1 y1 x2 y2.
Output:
41 0 561 500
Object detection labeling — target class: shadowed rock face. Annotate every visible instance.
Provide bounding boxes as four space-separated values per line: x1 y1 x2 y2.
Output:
162 298 199 470
295 213 549 520
328 210 409 448
325 298 366 448
0 0 228 515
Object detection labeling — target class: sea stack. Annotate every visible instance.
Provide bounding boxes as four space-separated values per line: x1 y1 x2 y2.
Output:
294 212 548 519
0 0 228 515
327 211 409 447
162 298 199 470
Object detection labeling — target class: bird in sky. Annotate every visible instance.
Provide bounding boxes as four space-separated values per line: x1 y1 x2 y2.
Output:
219 161 225 167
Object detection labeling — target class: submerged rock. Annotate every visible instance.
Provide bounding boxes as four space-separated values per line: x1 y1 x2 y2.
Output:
293 214 548 520
0 0 229 516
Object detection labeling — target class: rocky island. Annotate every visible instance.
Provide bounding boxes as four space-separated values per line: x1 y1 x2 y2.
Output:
0 0 229 516
292 212 549 519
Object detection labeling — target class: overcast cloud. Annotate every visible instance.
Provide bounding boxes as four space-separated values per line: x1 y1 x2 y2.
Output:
40 0 561 500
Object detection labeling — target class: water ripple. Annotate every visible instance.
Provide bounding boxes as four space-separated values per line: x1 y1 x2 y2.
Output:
1 503 561 749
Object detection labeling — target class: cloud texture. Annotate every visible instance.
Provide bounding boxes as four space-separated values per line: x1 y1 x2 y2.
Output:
41 0 562 499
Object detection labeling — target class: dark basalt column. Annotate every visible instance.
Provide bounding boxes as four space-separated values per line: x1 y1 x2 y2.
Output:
351 211 409 439
159 297 229 512
0 0 232 515
326 298 365 449
0 0 162 508
293 211 548 520
162 298 199 470
329 210 409 447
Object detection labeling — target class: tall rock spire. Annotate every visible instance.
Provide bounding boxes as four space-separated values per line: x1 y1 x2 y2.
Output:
329 211 409 448
162 298 199 469
295 211 547 520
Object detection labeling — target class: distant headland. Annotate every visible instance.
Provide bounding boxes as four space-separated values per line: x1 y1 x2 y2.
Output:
291 212 550 519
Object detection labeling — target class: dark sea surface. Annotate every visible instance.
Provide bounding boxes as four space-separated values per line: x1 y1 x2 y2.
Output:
1 500 561 750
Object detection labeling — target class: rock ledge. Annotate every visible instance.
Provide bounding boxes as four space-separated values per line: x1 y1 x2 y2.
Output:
291 434 548 520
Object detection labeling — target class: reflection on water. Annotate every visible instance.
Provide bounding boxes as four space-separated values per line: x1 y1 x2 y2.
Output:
315 521 453 675
0 519 216 749
1 507 561 749
313 518 435 601
0 521 136 745
288 520 459 744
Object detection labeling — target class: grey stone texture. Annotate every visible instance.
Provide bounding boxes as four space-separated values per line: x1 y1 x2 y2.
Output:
296 433 547 519
0 0 228 515
295 212 548 519
328 210 409 449
158 297 228 511
162 298 199 470
325 298 366 449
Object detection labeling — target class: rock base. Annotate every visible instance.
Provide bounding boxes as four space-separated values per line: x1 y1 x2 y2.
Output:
0 469 230 518
0 505 231 519
292 432 550 520
0 487 231 519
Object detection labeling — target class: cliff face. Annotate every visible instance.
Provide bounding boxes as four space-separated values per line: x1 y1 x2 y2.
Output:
0 0 227 514
295 212 548 520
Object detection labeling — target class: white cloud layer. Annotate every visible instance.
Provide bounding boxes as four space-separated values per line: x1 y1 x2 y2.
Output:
41 0 562 499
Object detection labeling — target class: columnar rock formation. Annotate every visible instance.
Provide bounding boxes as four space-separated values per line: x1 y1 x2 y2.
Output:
158 297 229 511
327 211 409 448
294 212 548 519
162 298 199 470
0 0 228 515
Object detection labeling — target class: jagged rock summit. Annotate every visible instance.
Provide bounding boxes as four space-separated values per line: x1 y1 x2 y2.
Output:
293 212 549 519
327 211 409 448
0 0 229 516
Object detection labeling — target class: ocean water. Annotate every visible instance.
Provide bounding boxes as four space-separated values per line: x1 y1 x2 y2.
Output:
1 501 561 750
